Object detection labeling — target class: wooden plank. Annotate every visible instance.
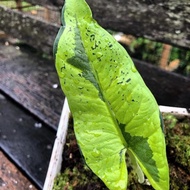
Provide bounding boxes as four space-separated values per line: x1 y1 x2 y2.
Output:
86 0 190 49
0 5 59 54
0 42 64 129
134 59 190 108
0 151 37 190
19 0 190 49
0 92 56 189
1 0 190 54
0 40 189 129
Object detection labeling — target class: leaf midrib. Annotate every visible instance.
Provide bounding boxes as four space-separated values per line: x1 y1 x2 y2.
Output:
73 17 128 148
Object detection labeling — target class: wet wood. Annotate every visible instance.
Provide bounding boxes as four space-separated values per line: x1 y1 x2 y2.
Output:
0 151 37 190
0 5 59 55
0 92 56 189
86 0 190 49
0 42 64 129
25 0 190 49
134 58 190 107
0 0 190 55
0 40 189 129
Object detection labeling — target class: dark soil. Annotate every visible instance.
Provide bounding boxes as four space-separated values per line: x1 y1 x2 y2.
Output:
53 114 190 190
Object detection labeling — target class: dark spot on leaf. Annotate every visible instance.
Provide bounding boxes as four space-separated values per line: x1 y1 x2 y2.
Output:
109 44 113 48
126 78 131 83
61 65 66 71
90 34 95 41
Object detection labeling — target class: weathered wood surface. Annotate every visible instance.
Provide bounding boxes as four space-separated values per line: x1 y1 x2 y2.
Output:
0 93 56 189
86 0 190 49
0 39 190 127
0 41 64 129
0 151 37 190
134 59 190 108
0 6 59 54
2 0 189 50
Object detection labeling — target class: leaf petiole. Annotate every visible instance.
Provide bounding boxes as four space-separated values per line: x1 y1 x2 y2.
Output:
128 150 145 184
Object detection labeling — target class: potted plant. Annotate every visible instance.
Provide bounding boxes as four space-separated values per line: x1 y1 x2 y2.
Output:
43 0 190 189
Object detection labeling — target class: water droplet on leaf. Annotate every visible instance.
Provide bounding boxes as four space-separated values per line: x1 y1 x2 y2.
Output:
131 65 137 73
94 133 101 137
92 148 101 158
96 52 102 58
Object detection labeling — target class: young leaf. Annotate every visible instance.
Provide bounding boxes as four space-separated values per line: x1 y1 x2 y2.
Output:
53 0 169 189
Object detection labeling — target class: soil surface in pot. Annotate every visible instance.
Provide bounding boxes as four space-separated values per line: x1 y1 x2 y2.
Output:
53 113 190 190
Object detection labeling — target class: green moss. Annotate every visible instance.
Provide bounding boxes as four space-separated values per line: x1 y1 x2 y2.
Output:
53 166 108 190
164 114 190 189
163 113 178 129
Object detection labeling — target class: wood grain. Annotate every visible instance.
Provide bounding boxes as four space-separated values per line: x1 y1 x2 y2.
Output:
0 151 37 190
134 59 190 107
0 92 56 188
0 42 64 129
1 0 189 53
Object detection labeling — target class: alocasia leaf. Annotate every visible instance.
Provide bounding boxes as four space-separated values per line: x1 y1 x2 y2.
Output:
53 0 169 189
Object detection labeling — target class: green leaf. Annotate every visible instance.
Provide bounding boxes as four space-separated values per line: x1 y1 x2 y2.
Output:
54 0 169 189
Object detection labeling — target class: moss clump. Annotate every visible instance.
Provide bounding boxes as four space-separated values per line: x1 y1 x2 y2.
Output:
53 166 106 190
164 113 190 189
